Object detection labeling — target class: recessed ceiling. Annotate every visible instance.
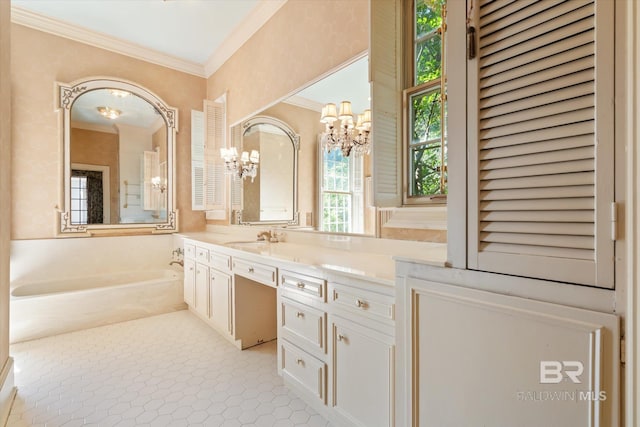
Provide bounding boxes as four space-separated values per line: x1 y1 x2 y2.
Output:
11 0 287 77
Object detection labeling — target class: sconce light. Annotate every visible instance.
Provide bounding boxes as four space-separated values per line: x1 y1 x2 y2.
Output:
320 101 371 157
220 147 260 182
97 106 121 120
151 176 167 193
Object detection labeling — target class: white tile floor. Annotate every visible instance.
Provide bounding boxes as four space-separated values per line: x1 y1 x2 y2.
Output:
7 310 334 427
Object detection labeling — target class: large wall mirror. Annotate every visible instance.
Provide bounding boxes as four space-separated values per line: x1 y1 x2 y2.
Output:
57 77 178 235
230 53 373 235
231 116 299 226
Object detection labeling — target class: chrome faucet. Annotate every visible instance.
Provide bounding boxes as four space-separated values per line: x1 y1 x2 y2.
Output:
169 260 184 267
256 230 272 241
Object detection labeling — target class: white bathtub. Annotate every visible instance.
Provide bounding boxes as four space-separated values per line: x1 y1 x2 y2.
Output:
10 269 186 343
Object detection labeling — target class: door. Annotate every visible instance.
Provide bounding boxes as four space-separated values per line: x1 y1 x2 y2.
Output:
210 268 232 335
330 315 394 427
194 263 209 318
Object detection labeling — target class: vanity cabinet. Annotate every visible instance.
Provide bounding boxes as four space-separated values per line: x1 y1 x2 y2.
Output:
183 239 234 340
328 280 396 427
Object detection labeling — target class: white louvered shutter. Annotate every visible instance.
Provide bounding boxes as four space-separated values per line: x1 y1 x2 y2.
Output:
191 110 205 210
467 0 614 288
370 0 402 207
204 100 226 211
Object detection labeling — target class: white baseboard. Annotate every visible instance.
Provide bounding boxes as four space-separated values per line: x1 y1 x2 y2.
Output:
0 357 16 427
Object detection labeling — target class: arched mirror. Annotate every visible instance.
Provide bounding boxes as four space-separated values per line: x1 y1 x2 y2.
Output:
57 77 178 235
231 116 299 226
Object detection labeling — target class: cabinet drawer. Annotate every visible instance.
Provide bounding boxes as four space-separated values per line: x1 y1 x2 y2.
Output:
280 339 326 404
210 252 231 272
280 270 326 302
195 247 210 264
184 243 196 260
281 297 325 354
233 258 277 287
329 283 395 323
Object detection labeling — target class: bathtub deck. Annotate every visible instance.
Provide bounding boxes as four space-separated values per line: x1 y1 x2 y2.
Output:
7 310 334 427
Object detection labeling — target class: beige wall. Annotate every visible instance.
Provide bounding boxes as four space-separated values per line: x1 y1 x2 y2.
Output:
11 24 207 239
70 128 120 223
1 0 12 381
207 0 368 126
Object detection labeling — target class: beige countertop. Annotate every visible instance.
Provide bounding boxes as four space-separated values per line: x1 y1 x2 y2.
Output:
179 231 447 286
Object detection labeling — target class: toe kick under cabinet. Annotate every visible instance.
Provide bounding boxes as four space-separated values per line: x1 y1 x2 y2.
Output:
183 238 395 427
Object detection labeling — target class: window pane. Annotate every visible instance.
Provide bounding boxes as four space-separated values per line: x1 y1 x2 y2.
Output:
416 33 442 84
322 193 352 233
411 87 442 145
416 0 444 39
323 149 350 192
411 143 443 196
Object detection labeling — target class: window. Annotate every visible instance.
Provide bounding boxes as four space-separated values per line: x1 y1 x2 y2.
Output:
319 148 363 233
405 0 447 202
70 175 88 225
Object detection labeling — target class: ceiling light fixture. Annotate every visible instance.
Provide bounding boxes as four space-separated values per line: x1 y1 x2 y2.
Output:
320 101 371 157
96 106 121 120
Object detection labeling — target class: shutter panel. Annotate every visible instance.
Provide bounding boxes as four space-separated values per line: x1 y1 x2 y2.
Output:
191 110 205 211
203 100 226 211
370 0 402 207
468 0 614 288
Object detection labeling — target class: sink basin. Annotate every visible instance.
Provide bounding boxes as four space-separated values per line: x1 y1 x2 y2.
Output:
224 241 270 252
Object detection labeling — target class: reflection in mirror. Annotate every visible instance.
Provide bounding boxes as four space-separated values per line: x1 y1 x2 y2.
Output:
58 78 177 235
232 117 299 226
230 54 373 234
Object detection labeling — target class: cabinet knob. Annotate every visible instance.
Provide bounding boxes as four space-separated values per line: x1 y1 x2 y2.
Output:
248 267 254 273
296 358 304 365
338 334 347 342
296 282 305 289
295 311 304 318
356 299 367 308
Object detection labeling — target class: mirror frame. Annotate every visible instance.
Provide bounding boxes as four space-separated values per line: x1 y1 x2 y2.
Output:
56 77 178 235
234 116 300 226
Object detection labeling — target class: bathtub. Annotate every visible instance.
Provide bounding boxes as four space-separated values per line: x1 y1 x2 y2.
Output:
10 269 186 343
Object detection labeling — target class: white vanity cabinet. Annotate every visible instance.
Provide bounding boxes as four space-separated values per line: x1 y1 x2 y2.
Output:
183 239 234 339
328 280 396 427
278 269 328 409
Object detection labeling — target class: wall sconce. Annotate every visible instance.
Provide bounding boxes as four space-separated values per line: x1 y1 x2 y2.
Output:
97 106 121 120
320 101 371 157
151 176 167 193
220 147 260 182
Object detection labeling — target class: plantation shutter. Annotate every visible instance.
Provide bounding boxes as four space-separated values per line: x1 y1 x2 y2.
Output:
191 110 205 211
467 0 614 288
370 0 402 207
203 99 226 211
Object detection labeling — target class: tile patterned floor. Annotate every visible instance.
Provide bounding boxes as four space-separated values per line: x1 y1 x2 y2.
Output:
7 310 334 427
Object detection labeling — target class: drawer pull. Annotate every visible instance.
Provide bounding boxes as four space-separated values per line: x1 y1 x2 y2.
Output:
296 358 304 365
338 334 347 342
356 299 368 308
296 282 305 289
248 267 254 273
295 311 304 318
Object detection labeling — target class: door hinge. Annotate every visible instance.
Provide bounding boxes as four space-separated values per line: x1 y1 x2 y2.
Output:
611 202 618 241
621 337 626 364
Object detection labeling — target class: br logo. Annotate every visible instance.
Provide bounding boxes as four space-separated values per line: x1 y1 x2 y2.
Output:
539 361 584 384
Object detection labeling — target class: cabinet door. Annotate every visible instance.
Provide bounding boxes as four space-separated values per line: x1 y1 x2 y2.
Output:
194 263 209 318
183 259 195 307
210 268 232 335
330 315 394 427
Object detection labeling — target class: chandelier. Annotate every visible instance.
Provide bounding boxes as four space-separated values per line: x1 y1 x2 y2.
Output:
220 147 260 182
320 101 371 157
96 106 121 120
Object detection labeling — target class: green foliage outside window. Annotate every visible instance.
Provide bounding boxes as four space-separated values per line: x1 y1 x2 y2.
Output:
409 0 447 198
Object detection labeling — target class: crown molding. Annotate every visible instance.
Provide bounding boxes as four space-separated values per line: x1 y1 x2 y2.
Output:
11 6 206 78
283 95 323 112
204 0 287 77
